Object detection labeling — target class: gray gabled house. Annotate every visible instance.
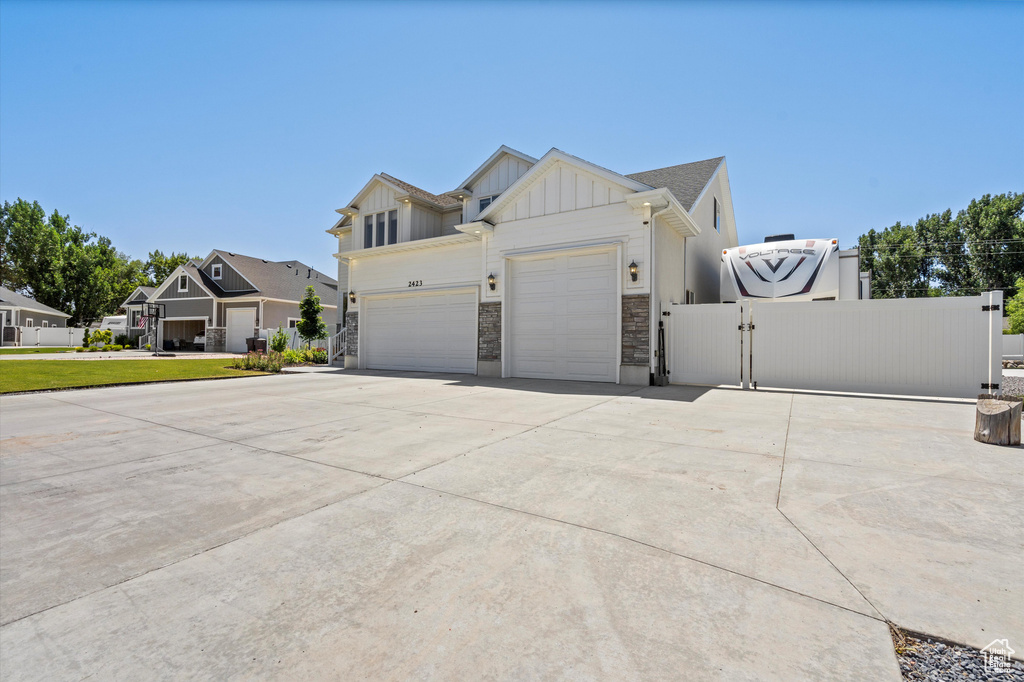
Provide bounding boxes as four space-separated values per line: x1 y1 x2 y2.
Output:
1 286 72 345
146 250 338 352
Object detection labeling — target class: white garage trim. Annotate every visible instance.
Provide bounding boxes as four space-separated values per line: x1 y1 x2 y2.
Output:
225 308 257 353
360 287 479 374
502 243 622 383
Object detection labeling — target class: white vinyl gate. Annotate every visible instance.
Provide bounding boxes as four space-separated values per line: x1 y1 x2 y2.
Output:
668 292 1002 399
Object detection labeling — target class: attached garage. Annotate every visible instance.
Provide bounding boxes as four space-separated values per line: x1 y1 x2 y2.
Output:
508 248 619 382
226 308 256 353
362 290 477 373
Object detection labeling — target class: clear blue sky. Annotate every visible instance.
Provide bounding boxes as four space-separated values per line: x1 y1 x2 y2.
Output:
2 0 1021 278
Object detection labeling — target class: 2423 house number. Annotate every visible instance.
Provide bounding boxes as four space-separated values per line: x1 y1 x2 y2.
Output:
408 280 423 288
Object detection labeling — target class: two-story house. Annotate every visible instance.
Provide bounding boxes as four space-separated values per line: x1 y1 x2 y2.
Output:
328 146 737 385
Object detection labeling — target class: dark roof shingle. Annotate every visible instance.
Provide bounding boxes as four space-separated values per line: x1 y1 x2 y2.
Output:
0 286 70 317
380 173 462 207
194 251 337 303
626 156 724 212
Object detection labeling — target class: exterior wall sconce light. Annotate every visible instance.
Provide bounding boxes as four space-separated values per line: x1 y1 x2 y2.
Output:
629 261 639 282
487 273 496 291
348 291 356 303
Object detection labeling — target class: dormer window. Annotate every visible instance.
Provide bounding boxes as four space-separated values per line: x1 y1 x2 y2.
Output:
211 264 222 280
177 274 188 292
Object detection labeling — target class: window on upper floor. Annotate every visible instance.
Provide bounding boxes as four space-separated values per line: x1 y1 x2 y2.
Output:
478 195 498 213
714 198 721 232
211 264 222 280
178 274 189 292
363 210 399 248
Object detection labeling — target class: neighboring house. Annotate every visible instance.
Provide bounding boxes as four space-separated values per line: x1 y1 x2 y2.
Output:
122 286 157 330
328 146 738 384
145 250 338 352
1 286 71 345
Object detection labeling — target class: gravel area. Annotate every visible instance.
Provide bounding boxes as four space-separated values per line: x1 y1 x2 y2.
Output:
1000 373 1024 396
894 628 1024 681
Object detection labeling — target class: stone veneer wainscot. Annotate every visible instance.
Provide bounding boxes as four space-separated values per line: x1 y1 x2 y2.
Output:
478 302 501 361
345 311 359 356
621 294 650 365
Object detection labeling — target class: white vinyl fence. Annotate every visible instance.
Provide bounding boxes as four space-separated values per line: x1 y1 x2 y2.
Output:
259 328 346 363
667 302 745 386
668 292 1002 399
18 327 86 347
1002 334 1024 359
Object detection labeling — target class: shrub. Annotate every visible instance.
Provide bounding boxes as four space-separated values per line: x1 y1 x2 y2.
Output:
144 344 151 350
87 346 100 352
270 327 290 353
82 328 91 347
114 334 129 347
230 351 283 373
92 329 113 346
302 347 328 364
281 348 304 365
75 346 85 352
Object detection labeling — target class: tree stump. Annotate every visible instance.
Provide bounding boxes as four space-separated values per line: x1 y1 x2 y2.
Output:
975 395 1022 446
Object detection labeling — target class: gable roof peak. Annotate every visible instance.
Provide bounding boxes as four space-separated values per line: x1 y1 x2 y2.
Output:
455 145 539 192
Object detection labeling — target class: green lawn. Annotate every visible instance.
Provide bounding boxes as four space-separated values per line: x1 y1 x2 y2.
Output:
0 347 76 355
0 359 266 394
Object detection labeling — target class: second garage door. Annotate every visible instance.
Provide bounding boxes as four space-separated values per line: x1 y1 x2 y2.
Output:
363 290 477 374
509 249 618 382
226 308 256 353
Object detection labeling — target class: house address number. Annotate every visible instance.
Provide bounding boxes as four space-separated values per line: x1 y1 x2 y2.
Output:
408 280 423 288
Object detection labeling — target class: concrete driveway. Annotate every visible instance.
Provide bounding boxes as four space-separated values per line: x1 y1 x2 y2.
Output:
0 373 1020 680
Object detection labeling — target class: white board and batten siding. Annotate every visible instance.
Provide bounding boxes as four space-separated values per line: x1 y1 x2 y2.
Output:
508 249 619 383
363 290 477 374
495 163 627 225
466 154 532 222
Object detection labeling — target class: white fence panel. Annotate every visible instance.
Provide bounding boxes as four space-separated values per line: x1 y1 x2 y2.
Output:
750 293 1000 399
668 302 743 386
1002 334 1023 359
21 327 85 347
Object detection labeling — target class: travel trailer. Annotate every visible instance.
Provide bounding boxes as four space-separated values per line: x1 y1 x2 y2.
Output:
720 234 869 302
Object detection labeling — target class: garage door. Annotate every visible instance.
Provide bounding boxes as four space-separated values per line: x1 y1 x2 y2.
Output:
509 249 618 382
363 291 477 373
226 308 256 353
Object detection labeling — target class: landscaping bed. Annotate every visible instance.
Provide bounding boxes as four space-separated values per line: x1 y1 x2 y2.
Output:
0 358 267 394
892 627 1024 681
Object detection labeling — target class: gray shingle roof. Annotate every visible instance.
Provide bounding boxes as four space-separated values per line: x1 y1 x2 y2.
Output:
380 173 462 207
192 251 338 303
126 286 156 304
626 156 724 212
0 286 71 317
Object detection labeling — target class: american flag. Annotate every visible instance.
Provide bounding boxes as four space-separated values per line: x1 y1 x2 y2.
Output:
137 315 149 329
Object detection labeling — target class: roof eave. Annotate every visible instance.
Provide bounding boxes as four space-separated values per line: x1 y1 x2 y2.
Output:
627 189 701 238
